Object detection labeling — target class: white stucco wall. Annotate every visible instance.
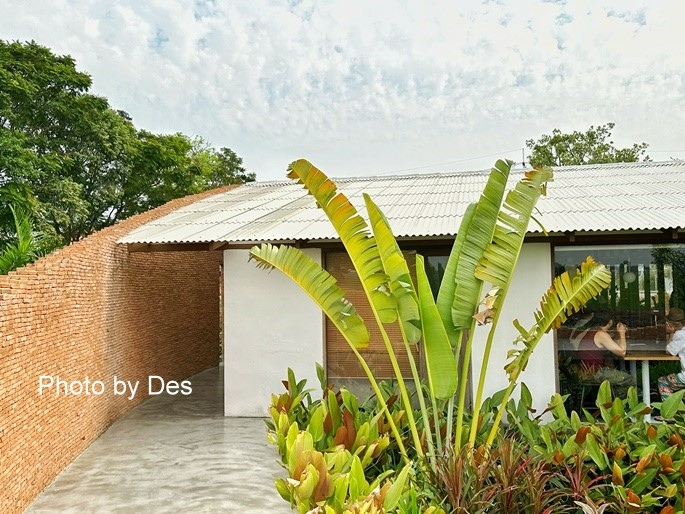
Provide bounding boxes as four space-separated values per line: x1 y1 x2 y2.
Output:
469 243 557 415
223 248 324 416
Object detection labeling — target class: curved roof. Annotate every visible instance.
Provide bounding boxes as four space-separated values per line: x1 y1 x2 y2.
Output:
119 161 685 245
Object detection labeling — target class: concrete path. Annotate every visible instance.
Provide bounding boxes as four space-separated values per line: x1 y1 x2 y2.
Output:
25 367 292 513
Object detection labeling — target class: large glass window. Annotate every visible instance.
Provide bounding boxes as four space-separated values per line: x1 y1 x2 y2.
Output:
555 244 685 411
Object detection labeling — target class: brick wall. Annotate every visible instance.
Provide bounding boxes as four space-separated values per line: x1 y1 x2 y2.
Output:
0 188 232 514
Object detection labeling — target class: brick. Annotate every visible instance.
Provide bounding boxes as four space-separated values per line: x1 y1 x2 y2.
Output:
0 187 233 513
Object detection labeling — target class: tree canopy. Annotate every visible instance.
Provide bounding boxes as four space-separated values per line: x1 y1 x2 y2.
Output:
525 123 650 168
0 39 254 261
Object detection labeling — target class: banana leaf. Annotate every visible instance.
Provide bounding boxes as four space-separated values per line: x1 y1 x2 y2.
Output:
249 243 370 347
287 159 397 324
474 166 554 296
364 194 421 344
451 160 511 328
416 254 458 399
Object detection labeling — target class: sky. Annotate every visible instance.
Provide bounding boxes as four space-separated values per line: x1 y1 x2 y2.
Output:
2 0 684 181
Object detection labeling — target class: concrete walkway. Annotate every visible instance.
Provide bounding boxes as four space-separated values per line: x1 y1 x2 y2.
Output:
25 367 292 513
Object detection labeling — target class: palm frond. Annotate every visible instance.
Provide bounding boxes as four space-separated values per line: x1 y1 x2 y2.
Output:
249 243 370 347
0 205 41 274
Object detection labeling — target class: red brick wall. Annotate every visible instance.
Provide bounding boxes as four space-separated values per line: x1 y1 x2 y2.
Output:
0 188 232 513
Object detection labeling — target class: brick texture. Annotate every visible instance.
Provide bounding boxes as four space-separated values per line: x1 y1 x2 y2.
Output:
0 188 232 514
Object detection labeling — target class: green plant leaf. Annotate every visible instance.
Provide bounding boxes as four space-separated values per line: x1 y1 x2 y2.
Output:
348 455 368 501
416 254 458 399
307 404 326 443
249 243 370 348
287 159 397 323
585 433 610 470
383 462 412 511
436 202 475 346
364 194 422 343
451 160 511 328
327 389 342 432
659 388 685 419
474 165 553 290
626 467 658 495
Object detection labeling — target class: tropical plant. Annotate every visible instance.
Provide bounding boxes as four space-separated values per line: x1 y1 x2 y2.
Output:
252 158 613 511
0 204 43 274
509 381 685 512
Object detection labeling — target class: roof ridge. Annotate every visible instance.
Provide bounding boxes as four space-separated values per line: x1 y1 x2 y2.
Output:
243 160 683 186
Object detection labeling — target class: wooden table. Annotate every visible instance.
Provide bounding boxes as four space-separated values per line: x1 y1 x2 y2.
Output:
623 350 679 421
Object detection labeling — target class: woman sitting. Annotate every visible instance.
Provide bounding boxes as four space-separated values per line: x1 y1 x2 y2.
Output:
658 308 685 400
575 310 634 399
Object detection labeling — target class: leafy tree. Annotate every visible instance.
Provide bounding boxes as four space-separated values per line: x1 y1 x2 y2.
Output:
526 123 649 168
204 146 255 187
0 39 254 250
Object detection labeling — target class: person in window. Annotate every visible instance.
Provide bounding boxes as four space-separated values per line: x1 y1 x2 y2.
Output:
657 308 685 400
576 310 634 398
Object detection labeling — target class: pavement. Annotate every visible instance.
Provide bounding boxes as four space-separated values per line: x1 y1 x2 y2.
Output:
25 367 292 513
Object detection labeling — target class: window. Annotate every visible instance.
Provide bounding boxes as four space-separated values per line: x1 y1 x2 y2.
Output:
423 254 448 298
555 244 685 410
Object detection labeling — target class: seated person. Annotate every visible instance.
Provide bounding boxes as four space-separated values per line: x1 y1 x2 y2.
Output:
658 308 685 400
576 310 634 398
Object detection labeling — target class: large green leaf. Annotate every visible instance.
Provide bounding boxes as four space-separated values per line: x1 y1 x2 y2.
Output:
249 243 370 347
287 160 397 324
474 166 553 292
364 194 421 344
436 202 475 347
451 160 511 328
416 254 458 399
505 256 612 381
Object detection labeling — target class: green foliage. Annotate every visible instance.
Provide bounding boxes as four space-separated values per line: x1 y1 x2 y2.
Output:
257 158 615 512
506 382 685 513
0 204 43 274
526 123 650 168
0 39 254 251
267 368 415 513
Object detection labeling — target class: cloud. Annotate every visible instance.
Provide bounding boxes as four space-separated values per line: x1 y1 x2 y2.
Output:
1 0 684 179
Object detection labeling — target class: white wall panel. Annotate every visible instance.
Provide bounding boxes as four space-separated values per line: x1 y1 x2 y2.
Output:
470 243 557 416
223 248 323 416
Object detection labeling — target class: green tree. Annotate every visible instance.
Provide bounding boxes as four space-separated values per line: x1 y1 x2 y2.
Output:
526 123 649 168
0 40 253 249
204 146 256 188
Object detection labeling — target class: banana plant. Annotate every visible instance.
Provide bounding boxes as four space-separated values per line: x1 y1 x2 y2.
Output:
482 256 612 448
251 158 611 469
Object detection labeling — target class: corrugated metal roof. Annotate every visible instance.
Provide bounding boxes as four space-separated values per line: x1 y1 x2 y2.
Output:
119 161 685 245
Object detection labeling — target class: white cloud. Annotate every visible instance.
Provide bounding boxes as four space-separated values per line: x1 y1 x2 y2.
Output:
1 0 684 179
